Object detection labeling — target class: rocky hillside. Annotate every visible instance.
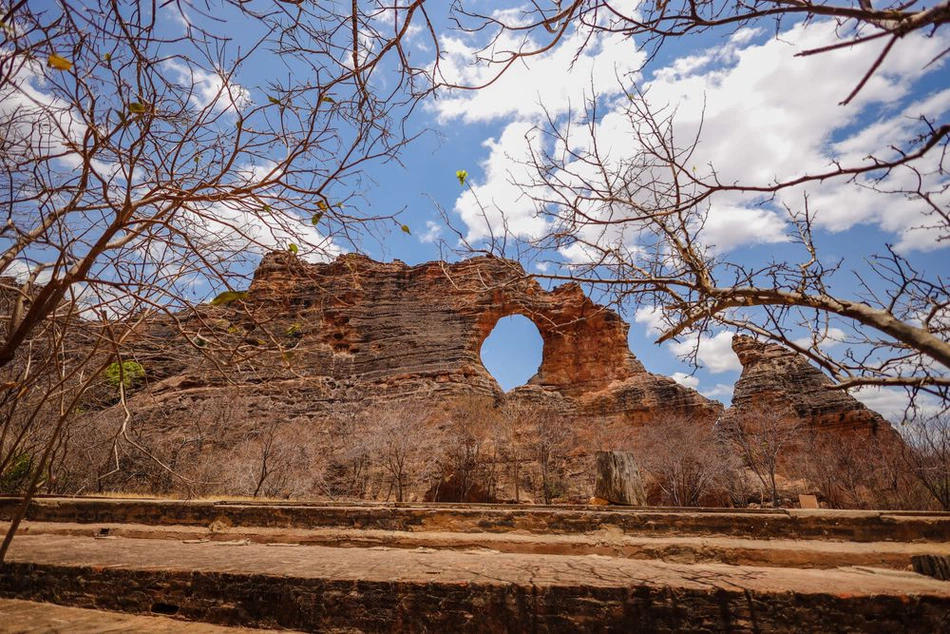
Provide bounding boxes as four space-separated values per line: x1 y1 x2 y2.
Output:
49 253 904 504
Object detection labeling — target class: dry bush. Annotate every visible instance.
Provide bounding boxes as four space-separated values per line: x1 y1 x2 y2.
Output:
903 414 950 510
636 413 739 507
360 403 440 503
720 407 803 506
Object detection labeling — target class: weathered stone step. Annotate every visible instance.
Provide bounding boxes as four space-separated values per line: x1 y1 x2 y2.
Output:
2 533 949 633
0 597 303 633
4 497 949 542
12 521 950 571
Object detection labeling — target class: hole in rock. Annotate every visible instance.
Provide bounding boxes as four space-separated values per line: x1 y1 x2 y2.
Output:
480 315 543 391
151 602 180 615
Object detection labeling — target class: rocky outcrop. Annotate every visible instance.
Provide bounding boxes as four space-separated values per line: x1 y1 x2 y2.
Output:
728 334 893 434
66 255 904 503
246 252 642 393
205 252 719 421
63 253 720 500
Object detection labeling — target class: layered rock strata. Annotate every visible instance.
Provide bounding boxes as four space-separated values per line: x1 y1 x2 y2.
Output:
728 334 894 434
138 252 719 421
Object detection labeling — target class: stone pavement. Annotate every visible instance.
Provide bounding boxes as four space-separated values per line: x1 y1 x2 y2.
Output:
0 598 301 633
6 531 950 597
1 499 949 631
2 530 950 632
12 519 950 569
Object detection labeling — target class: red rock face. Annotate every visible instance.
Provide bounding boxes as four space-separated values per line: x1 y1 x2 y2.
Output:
247 252 645 394
237 252 715 424
728 334 895 435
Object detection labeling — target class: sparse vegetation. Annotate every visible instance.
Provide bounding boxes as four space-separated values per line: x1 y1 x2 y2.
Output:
104 361 145 391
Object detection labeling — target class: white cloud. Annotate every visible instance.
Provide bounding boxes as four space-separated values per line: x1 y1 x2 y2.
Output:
793 327 848 351
699 205 790 253
164 61 250 114
852 387 913 422
453 121 550 242
634 306 666 336
670 372 700 389
852 387 945 423
701 383 735 402
163 3 191 32
445 19 949 257
419 220 443 244
182 198 340 264
1 259 53 285
669 331 742 374
431 26 646 124
176 161 340 264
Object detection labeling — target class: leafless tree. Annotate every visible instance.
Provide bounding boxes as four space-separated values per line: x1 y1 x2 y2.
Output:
902 413 950 510
719 407 802 506
364 403 437 503
0 0 441 562
636 413 739 507
530 407 574 504
435 403 489 503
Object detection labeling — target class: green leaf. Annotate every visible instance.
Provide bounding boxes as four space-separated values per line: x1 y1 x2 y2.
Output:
320 95 336 104
104 361 145 391
456 170 468 186
262 204 272 213
103 52 111 62
48 54 72 71
288 243 299 254
311 211 324 226
268 96 281 105
400 224 411 236
129 101 148 114
210 290 249 306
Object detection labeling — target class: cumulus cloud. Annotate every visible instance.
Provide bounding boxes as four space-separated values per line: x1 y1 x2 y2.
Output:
419 220 443 244
701 383 735 402
431 24 646 124
443 19 949 256
668 330 743 374
453 121 551 242
793 327 848 351
634 307 741 373
164 61 250 114
852 387 945 423
634 306 666 336
670 372 700 389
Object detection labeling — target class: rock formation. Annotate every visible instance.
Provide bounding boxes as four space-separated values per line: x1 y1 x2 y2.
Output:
728 334 894 434
54 254 902 504
593 451 646 505
138 252 718 422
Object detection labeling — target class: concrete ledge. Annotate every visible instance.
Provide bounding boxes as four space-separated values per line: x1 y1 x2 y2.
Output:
2 534 949 633
3 497 949 542
11 520 950 570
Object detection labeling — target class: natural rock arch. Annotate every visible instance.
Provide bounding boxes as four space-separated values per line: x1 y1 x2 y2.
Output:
240 252 717 423
478 313 544 389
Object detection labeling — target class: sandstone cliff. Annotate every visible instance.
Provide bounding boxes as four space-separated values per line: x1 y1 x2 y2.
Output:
130 252 719 423
728 334 894 434
56 255 903 505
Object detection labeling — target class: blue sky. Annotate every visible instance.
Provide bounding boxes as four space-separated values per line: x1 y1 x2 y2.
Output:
340 6 948 418
10 1 947 419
